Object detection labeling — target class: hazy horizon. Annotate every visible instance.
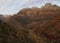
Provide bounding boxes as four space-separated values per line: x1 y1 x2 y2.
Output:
0 0 60 15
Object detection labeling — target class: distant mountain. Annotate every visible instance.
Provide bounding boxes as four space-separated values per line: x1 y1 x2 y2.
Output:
7 3 60 26
15 3 60 19
7 3 60 43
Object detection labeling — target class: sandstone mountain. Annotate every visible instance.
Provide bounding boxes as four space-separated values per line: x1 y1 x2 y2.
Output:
5 3 60 43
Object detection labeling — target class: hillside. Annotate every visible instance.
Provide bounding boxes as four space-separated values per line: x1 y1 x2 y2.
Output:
0 20 25 43
6 3 60 43
1 19 48 43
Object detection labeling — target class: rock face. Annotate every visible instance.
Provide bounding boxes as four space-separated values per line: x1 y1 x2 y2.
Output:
7 3 60 43
44 3 53 8
14 3 60 19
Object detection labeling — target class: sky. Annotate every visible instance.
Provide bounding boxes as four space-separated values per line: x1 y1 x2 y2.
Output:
0 0 60 15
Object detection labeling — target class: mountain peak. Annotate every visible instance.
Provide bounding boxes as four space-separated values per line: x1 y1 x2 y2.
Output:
45 3 52 7
42 3 60 9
